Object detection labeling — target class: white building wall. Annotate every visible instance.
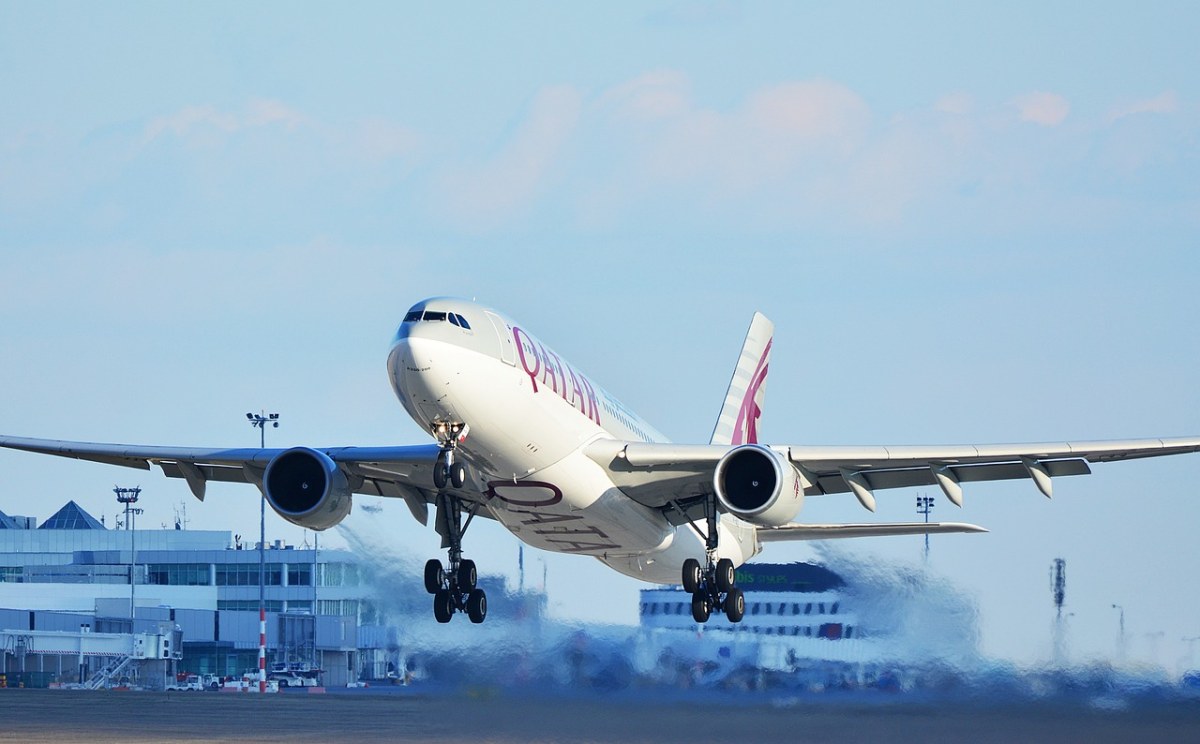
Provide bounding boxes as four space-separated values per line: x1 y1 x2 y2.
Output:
0 583 218 612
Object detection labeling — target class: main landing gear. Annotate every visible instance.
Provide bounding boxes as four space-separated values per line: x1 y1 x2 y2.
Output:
680 497 745 624
424 422 486 624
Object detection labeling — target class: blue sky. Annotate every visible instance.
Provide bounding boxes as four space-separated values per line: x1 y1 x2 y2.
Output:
2 2 1198 668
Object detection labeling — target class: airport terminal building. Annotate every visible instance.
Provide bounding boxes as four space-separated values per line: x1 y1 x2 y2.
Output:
0 501 374 687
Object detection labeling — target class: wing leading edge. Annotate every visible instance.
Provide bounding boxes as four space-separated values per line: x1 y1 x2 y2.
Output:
0 435 447 526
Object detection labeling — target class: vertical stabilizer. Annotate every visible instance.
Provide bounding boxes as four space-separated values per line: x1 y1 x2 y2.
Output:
710 312 774 445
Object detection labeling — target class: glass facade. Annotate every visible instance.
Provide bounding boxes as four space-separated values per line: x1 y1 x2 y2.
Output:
319 563 359 587
218 599 284 612
216 563 283 586
148 563 211 586
287 564 311 587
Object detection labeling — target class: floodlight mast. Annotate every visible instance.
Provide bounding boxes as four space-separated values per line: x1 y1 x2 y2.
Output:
114 487 142 620
916 494 935 561
247 410 280 694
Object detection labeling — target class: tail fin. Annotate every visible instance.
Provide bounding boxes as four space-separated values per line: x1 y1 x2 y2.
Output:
710 312 774 445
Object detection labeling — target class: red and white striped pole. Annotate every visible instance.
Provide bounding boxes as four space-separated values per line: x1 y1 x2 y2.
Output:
258 606 267 693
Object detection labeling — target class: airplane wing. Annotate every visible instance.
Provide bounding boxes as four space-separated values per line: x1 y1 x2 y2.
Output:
586 436 1200 520
0 435 454 526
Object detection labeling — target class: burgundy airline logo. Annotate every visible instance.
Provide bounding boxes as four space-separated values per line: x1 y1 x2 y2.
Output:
513 326 602 425
731 338 771 445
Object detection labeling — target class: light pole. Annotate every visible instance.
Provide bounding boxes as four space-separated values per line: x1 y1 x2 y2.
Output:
916 495 935 561
247 411 279 693
115 487 143 622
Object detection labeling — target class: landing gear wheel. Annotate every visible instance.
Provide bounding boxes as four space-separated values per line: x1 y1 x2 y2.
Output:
433 463 448 490
691 593 711 623
433 589 454 623
682 558 702 594
724 587 745 623
716 558 736 592
424 559 444 594
449 462 467 489
456 559 477 592
466 589 488 624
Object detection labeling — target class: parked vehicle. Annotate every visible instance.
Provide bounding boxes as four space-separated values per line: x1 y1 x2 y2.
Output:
165 674 205 692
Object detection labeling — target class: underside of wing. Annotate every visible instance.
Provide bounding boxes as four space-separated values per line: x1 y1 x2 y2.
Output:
587 436 1200 519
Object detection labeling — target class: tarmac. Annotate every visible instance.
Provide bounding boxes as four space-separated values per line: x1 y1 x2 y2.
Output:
1 688 1199 743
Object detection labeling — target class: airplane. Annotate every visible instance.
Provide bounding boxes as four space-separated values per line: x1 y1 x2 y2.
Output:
3 297 1199 625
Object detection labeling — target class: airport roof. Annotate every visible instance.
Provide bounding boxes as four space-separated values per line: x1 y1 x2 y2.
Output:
37 500 106 530
0 508 19 530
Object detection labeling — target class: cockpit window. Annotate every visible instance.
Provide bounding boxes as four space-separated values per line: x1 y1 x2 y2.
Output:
403 308 471 330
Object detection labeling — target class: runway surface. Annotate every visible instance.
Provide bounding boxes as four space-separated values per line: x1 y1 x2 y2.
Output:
1 688 1198 743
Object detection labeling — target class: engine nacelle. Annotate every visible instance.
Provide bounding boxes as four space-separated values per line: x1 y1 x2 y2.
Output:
713 444 804 527
263 447 353 531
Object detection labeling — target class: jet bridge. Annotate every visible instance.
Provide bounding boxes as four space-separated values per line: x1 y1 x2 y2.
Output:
1 625 182 689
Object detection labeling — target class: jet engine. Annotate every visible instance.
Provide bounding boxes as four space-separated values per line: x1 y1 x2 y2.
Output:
263 447 353 531
713 444 804 527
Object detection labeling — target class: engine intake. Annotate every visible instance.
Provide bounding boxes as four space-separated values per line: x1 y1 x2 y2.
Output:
713 444 804 527
263 447 353 531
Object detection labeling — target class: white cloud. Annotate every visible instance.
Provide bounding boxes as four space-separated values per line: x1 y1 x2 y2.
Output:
596 73 870 197
143 99 309 143
144 105 240 141
435 85 583 227
244 99 307 130
600 69 691 121
1105 91 1180 124
1012 92 1070 126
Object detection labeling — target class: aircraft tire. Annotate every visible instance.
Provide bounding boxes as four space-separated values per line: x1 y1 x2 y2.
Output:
724 587 745 623
691 593 711 623
433 589 454 623
433 464 448 490
716 558 736 592
682 559 702 594
424 559 444 594
466 589 487 624
457 559 477 592
449 462 467 489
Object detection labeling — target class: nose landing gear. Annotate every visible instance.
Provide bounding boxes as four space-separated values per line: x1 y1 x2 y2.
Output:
424 422 487 624
431 421 470 490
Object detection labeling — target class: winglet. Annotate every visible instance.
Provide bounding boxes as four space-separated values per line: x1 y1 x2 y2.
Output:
710 312 774 446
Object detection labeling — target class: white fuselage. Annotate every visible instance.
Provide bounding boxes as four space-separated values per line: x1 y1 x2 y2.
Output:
385 298 755 584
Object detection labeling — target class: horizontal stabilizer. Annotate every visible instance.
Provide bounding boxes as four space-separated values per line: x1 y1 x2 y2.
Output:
757 521 987 542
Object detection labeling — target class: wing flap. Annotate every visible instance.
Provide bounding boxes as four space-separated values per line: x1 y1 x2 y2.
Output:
814 458 1092 495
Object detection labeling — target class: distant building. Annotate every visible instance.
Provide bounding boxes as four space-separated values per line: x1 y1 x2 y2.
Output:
636 562 906 685
0 500 373 686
